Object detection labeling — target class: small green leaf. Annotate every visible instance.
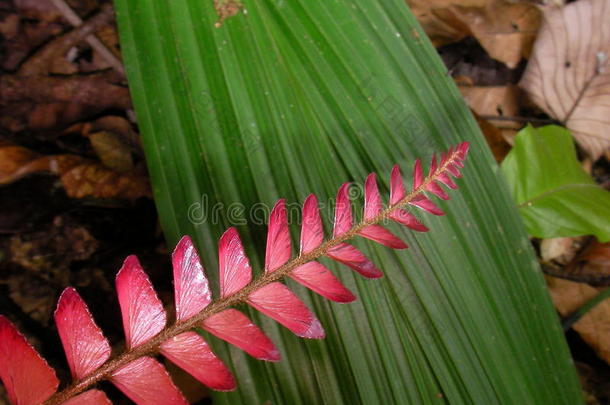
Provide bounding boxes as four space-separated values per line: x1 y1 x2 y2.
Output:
502 125 610 241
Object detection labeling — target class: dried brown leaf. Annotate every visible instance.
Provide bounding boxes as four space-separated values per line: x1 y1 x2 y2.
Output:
450 1 541 68
471 111 511 162
0 73 130 131
407 0 541 67
459 84 521 139
566 241 610 283
0 143 149 201
59 160 149 200
547 276 610 365
89 131 134 173
520 0 610 159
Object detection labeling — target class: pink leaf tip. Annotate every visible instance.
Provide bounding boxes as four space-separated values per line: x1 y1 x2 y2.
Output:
0 316 59 405
333 183 353 237
300 194 324 254
160 332 235 391
172 236 211 321
248 282 325 338
55 287 111 379
111 357 188 404
219 227 252 297
265 199 291 272
364 173 382 220
204 309 280 361
116 255 167 349
390 164 406 205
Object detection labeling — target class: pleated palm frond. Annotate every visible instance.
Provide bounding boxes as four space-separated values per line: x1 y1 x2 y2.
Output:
110 0 583 404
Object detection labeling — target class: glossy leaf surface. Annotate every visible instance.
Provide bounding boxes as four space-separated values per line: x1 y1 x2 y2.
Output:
0 316 58 405
160 332 235 391
172 236 212 321
111 357 188 405
54 288 111 379
116 256 167 348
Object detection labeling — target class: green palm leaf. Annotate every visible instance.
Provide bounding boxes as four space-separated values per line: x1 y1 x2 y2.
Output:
114 0 582 403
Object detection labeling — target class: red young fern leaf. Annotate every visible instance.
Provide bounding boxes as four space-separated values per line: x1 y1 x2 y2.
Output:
110 357 188 404
172 236 212 321
266 199 292 272
0 316 58 405
218 227 252 297
0 142 469 405
54 288 111 380
203 309 280 362
61 390 111 405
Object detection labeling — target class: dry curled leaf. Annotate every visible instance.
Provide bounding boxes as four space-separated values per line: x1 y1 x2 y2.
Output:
520 0 610 159
459 84 521 140
540 237 583 265
0 143 150 201
407 0 478 46
565 240 610 285
0 72 130 131
471 111 511 162
450 0 541 68
408 0 541 67
547 276 610 365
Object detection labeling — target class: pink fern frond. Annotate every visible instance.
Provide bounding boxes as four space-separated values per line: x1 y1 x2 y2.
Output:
390 164 406 205
61 390 111 405
218 227 252 297
300 194 324 254
327 243 383 278
248 282 325 339
110 357 188 405
358 173 408 248
446 163 462 178
358 225 408 249
116 256 167 349
291 262 356 303
0 316 58 405
172 236 212 321
412 159 424 190
436 172 457 189
389 209 429 232
0 142 471 405
54 288 111 379
333 183 353 237
363 173 382 220
203 309 280 362
425 180 450 200
159 332 235 391
265 199 292 272
409 195 444 216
